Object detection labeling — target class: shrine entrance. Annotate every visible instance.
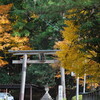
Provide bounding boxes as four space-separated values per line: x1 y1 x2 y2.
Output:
9 50 62 100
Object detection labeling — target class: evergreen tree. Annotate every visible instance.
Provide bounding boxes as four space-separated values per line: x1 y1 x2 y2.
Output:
0 1 59 86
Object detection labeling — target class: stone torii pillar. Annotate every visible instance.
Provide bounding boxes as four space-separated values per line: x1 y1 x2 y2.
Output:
60 67 66 100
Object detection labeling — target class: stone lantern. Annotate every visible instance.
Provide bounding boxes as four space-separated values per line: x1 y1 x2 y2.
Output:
41 84 53 100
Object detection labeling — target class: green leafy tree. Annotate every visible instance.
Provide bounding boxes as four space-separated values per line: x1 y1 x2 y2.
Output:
26 64 56 86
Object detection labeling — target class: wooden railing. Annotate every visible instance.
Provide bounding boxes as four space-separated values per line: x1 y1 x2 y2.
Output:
82 89 100 100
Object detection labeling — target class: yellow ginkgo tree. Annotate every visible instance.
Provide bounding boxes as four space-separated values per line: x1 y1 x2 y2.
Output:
54 20 88 77
54 10 100 83
54 20 99 78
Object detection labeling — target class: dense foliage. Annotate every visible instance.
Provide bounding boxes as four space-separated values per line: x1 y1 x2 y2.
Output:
0 1 58 86
55 0 100 82
0 4 31 66
0 1 99 99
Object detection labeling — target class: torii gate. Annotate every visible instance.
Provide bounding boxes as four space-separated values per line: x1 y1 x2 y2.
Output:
9 50 66 100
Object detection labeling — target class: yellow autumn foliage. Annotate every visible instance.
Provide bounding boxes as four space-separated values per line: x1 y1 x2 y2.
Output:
0 4 13 14
62 21 79 41
0 4 31 67
54 15 89 77
55 9 100 82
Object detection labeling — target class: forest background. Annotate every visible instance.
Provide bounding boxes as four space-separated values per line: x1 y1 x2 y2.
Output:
0 0 100 100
